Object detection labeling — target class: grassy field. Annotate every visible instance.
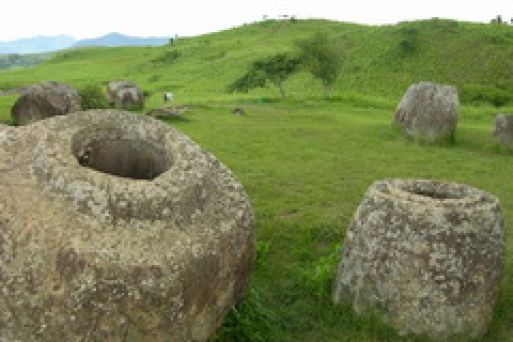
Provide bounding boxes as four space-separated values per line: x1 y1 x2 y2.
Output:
1 18 513 341
170 100 513 342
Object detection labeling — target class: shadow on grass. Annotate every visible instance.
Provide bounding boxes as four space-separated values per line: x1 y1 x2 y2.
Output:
157 115 191 124
0 118 16 126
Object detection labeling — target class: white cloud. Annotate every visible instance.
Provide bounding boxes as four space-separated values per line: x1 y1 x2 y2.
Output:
0 0 512 41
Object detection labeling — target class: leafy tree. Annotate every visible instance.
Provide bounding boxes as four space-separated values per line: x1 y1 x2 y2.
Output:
227 69 266 94
296 32 344 97
228 53 299 97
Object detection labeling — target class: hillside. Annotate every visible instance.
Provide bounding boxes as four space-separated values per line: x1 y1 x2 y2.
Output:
1 18 513 106
1 19 513 341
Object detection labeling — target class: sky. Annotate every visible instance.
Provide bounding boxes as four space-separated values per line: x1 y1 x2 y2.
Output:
1 0 513 41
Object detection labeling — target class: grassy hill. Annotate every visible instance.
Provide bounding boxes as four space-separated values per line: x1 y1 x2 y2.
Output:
1 18 513 106
1 19 513 341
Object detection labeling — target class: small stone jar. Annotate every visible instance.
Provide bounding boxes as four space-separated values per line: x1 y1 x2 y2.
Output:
333 179 505 339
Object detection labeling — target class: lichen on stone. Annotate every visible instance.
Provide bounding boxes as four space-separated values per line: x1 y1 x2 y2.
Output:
0 110 255 341
333 179 505 339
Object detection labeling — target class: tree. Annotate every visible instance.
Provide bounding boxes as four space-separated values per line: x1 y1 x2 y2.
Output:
296 32 344 97
228 53 299 97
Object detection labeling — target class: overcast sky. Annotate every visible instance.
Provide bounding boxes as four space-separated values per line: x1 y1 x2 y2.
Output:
1 0 513 41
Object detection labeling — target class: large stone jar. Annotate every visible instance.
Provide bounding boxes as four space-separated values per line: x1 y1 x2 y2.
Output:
11 81 82 125
333 179 505 339
0 110 254 341
393 82 459 143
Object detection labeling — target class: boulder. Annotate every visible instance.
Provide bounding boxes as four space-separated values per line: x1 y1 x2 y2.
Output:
0 85 33 97
493 113 513 149
10 81 82 125
334 179 505 339
107 80 144 110
0 110 254 341
393 82 459 143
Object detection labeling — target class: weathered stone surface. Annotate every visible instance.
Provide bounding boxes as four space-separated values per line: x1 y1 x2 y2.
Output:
0 110 254 341
334 179 505 339
393 82 459 143
10 81 82 125
107 80 144 110
146 105 188 119
493 113 513 149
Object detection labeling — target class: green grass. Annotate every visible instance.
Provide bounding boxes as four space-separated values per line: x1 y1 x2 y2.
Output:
176 101 513 341
163 100 512 341
1 18 513 341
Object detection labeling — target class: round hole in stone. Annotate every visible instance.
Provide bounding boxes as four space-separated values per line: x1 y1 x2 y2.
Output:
411 189 452 199
74 138 171 180
401 184 463 200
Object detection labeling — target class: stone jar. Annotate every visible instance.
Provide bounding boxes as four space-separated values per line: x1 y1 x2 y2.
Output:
107 80 144 110
0 110 254 341
11 81 82 125
333 179 505 339
493 113 513 149
393 82 459 143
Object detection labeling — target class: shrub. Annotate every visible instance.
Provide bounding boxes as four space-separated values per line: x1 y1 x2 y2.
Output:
461 84 513 107
79 84 108 110
142 90 152 98
398 28 419 55
152 49 181 64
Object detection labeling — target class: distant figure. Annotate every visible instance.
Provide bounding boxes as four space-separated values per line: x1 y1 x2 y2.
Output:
163 92 173 102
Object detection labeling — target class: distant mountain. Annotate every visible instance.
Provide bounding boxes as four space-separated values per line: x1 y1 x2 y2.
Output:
73 33 169 48
0 33 169 54
0 35 76 54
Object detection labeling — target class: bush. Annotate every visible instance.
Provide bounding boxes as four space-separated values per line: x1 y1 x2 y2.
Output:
142 90 152 98
398 28 419 55
461 84 513 107
79 84 108 110
152 49 181 64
